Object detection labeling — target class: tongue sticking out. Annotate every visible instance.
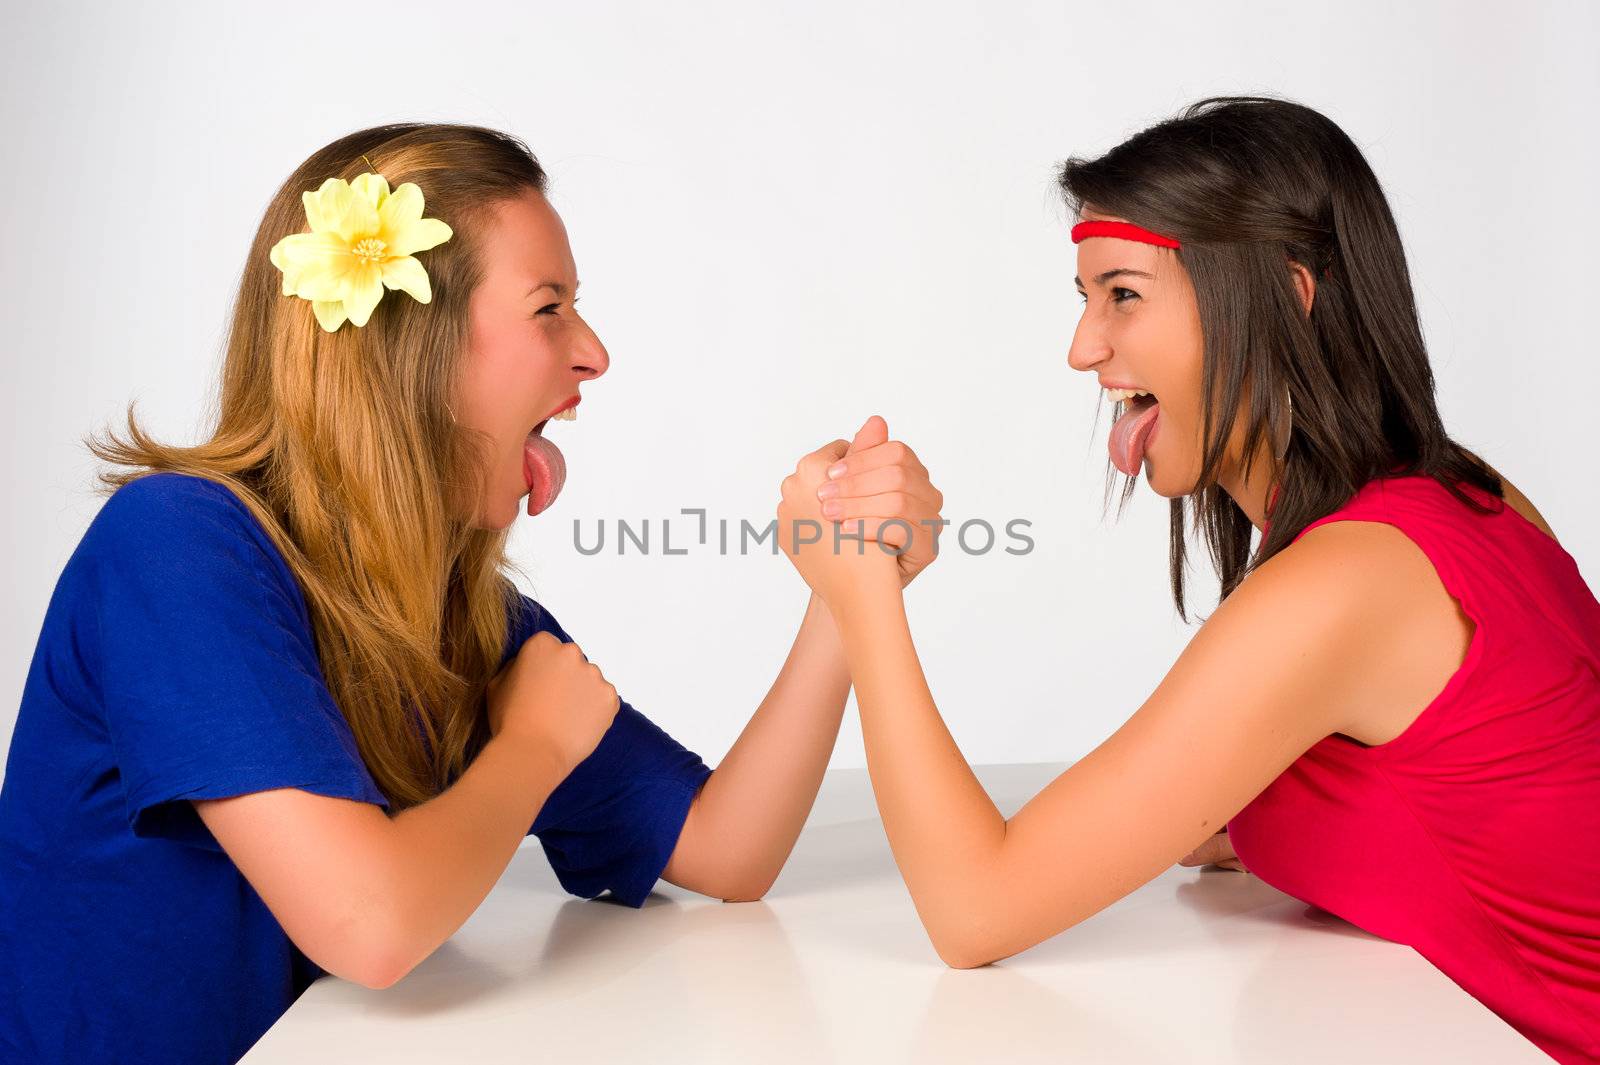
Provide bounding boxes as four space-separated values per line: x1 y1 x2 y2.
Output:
1109 397 1161 477
523 432 568 516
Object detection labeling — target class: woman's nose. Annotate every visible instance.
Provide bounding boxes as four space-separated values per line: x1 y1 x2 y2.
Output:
1066 316 1111 373
570 319 610 379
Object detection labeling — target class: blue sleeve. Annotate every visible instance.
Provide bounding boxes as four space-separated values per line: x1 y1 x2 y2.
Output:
509 595 713 907
87 474 388 849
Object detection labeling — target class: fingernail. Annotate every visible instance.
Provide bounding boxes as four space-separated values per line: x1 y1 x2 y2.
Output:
826 462 846 479
821 500 842 518
816 482 839 500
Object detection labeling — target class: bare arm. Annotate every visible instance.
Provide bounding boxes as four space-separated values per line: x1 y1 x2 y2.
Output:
815 524 1391 968
194 731 568 990
661 417 941 902
660 591 852 900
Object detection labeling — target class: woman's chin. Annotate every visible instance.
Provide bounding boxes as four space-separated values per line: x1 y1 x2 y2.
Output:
470 496 522 532
1140 460 1181 499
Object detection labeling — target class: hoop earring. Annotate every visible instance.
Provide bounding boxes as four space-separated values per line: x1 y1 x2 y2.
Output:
444 402 458 425
1272 387 1293 462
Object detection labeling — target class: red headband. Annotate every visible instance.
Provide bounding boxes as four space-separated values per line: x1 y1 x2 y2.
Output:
1070 219 1181 249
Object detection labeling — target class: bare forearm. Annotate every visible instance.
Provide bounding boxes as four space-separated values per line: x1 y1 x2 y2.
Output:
374 734 567 982
830 577 1007 960
666 592 851 899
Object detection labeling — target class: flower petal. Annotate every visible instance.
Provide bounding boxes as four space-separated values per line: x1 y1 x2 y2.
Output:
387 216 453 257
322 180 379 245
380 255 432 303
303 178 348 234
312 299 348 332
378 182 425 232
270 233 353 299
296 268 352 302
268 233 340 295
350 173 390 213
270 231 345 272
344 265 385 327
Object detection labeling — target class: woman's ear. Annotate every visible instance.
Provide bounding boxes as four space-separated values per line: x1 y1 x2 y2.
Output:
1288 259 1316 317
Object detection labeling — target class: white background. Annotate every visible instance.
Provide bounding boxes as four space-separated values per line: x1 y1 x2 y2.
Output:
3 0 1596 774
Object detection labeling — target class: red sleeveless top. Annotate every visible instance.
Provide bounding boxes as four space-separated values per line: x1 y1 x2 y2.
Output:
1227 473 1600 1064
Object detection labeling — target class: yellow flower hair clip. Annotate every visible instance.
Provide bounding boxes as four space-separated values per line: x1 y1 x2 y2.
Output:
269 165 453 332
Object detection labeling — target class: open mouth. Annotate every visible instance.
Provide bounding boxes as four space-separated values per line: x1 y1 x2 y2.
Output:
1106 387 1157 407
528 403 578 438
1107 388 1161 477
1126 392 1158 417
523 407 576 517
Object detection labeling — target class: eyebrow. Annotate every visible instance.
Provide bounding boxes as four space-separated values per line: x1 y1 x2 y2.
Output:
1073 268 1155 289
525 280 580 298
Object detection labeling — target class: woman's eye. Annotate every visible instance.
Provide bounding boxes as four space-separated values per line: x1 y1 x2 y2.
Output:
536 296 581 318
1077 289 1139 305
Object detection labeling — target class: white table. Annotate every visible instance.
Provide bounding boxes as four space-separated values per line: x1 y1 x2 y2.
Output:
242 764 1547 1063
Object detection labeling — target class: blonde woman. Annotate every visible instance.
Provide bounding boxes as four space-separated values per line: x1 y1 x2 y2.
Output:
0 123 941 1064
777 97 1599 1064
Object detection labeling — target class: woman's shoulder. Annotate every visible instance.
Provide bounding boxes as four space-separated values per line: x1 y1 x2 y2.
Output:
501 588 576 664
97 471 257 527
1262 491 1481 746
1291 467 1533 545
83 471 295 591
1274 479 1469 600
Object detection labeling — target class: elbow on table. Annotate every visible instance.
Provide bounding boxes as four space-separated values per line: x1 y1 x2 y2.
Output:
299 906 427 991
340 936 427 991
714 868 779 904
348 941 420 991
929 914 1055 970
932 931 1001 971
668 847 781 902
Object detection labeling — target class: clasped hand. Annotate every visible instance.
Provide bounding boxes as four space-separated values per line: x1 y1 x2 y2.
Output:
776 415 945 602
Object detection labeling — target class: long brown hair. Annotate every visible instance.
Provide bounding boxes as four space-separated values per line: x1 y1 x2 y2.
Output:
1058 95 1501 622
84 123 548 810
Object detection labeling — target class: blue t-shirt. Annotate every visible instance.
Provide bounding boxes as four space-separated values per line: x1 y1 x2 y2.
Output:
0 472 712 1064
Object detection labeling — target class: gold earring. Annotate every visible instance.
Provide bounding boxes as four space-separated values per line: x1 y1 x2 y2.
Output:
445 402 458 424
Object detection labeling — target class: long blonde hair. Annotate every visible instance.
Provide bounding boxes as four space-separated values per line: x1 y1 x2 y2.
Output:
85 123 549 811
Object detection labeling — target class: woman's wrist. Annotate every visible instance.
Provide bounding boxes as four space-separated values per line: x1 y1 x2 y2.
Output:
821 564 906 630
482 729 573 803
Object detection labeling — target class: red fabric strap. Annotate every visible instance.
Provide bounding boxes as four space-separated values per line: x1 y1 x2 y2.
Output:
1070 219 1181 249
